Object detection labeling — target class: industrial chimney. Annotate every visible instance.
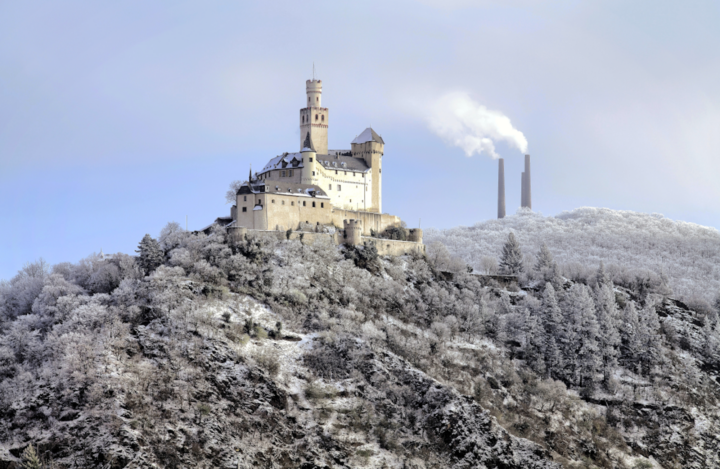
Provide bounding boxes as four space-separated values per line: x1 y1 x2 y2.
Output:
498 158 506 219
524 154 532 209
520 154 532 209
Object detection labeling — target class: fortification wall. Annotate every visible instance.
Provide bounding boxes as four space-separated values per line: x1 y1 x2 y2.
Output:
230 228 423 257
363 237 426 257
240 229 340 246
330 209 400 235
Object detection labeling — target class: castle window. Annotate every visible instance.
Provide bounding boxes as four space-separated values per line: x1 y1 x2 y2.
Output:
272 199 275 203
312 171 315 176
321 115 324 122
291 201 294 206
321 203 324 208
335 170 338 175
281 170 286 177
344 171 347 175
242 207 247 212
303 201 306 206
309 157 313 162
337 184 341 191
282 200 285 205
289 169 293 177
315 114 318 121
312 201 316 207
302 116 304 123
316 97 318 102
329 184 332 190
308 97 310 103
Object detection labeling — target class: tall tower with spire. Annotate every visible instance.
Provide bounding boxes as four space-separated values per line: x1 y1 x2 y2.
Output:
299 79 328 155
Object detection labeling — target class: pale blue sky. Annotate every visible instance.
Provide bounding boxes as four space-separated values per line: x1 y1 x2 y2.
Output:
2 0 719 280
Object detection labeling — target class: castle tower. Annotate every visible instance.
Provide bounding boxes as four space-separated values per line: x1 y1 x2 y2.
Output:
343 219 362 246
299 79 328 155
351 127 384 213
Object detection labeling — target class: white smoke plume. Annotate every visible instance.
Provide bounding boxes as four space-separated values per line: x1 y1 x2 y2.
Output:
426 92 528 159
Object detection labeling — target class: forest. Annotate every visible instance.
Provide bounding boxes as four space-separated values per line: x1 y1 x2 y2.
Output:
0 208 719 468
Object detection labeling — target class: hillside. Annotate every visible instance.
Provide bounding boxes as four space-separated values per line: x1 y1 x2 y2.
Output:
425 207 720 306
0 215 719 468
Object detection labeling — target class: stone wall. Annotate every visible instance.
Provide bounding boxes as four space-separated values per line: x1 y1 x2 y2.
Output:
330 209 400 236
361 237 425 256
232 228 423 257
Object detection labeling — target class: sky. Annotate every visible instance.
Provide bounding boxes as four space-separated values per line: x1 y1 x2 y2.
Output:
1 0 719 280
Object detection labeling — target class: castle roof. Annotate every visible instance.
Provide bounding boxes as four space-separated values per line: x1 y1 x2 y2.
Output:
237 181 330 199
318 154 369 172
302 131 315 152
351 127 384 145
262 152 304 171
260 151 370 174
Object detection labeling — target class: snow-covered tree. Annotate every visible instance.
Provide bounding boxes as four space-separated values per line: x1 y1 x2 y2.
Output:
159 221 185 252
594 283 620 383
499 232 524 275
540 283 563 338
563 284 602 389
636 304 663 375
620 301 641 368
595 261 610 287
136 234 165 276
524 308 547 376
534 244 554 272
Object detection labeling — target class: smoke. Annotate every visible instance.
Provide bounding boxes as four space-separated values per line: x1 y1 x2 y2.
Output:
426 92 528 159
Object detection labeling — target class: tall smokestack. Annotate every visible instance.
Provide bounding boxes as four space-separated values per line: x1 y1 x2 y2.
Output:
498 158 506 219
521 172 526 207
524 154 532 209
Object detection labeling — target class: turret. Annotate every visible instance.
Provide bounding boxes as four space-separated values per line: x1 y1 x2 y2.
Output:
300 132 318 185
343 219 362 246
408 228 423 244
351 127 384 213
299 79 328 154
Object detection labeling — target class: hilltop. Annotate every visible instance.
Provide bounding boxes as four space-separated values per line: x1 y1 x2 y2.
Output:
0 210 718 468
426 207 720 307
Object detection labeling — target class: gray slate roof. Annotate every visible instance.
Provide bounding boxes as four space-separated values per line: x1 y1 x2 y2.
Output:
351 127 384 145
237 181 329 198
318 154 369 172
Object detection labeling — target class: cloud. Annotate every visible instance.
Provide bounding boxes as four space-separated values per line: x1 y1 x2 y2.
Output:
425 92 528 159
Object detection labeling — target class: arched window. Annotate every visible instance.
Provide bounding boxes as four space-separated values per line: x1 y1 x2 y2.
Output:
315 114 318 121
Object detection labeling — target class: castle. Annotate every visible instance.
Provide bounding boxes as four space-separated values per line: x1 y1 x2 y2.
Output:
214 77 423 255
